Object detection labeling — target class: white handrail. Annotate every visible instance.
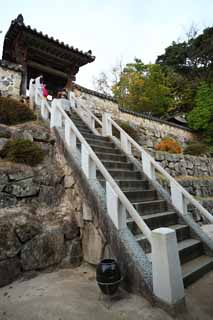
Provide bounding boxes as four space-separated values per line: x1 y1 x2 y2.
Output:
54 101 152 241
109 117 213 224
76 99 102 127
30 80 188 304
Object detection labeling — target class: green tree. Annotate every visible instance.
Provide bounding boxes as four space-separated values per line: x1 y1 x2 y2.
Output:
187 82 213 143
112 59 173 116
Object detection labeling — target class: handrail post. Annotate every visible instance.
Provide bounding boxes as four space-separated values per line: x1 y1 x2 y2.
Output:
81 144 96 178
50 99 62 128
120 131 132 154
65 119 71 146
141 150 156 181
106 181 126 229
152 228 185 305
102 113 112 137
41 99 49 120
171 181 188 215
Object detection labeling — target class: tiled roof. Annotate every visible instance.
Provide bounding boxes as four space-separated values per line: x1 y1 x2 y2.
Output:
73 83 116 101
4 14 95 62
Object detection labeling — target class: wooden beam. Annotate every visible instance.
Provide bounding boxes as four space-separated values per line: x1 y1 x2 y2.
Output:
28 46 73 67
27 60 68 79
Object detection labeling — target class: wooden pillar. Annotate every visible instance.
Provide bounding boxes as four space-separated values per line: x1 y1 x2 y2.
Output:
21 64 28 96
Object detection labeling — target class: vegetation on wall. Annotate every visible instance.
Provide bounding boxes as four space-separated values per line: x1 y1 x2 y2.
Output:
154 137 182 154
0 97 36 125
0 139 45 166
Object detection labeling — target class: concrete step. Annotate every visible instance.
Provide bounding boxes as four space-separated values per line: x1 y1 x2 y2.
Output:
74 123 91 131
98 179 150 191
85 138 115 148
91 145 122 155
124 189 158 202
182 255 213 287
178 238 203 265
142 210 178 228
96 152 127 162
115 179 150 190
105 169 142 180
133 224 190 254
78 128 94 135
133 200 169 215
127 211 177 229
102 160 133 171
83 133 110 142
69 117 85 125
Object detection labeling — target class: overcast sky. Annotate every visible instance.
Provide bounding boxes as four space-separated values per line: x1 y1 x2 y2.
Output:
0 0 213 89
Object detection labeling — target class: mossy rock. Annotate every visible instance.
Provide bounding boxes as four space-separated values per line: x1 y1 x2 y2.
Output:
0 97 36 125
0 139 45 166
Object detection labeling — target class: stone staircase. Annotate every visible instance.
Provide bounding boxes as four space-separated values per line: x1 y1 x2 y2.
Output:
67 110 213 288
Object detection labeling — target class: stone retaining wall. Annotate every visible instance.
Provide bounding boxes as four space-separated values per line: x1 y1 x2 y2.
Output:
74 87 197 147
0 60 22 98
152 151 213 177
0 123 83 288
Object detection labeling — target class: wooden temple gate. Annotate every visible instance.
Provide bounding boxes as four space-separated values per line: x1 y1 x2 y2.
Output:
2 14 95 96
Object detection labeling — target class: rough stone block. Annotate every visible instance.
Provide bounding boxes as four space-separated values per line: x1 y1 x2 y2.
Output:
21 226 65 271
0 257 21 287
0 220 21 260
82 222 105 265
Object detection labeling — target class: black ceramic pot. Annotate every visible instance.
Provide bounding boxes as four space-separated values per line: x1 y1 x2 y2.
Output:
96 259 122 295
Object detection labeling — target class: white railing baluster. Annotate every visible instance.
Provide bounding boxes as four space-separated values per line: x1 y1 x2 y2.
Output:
106 181 126 229
121 131 132 154
81 144 96 178
102 113 112 136
70 129 77 149
50 101 62 128
141 150 156 181
171 181 188 215
65 119 71 146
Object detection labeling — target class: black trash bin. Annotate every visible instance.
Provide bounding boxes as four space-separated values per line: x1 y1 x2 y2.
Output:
96 259 122 295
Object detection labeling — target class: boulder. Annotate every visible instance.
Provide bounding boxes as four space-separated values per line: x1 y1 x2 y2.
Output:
62 216 80 240
61 239 82 267
21 226 65 271
0 124 11 138
12 129 33 142
82 223 105 265
4 178 39 198
0 257 21 287
0 138 9 152
15 215 42 243
64 175 75 189
0 192 17 208
8 170 34 181
0 220 21 260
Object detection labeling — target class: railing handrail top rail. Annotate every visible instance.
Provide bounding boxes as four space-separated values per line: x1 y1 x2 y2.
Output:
109 117 212 222
74 97 102 126
55 102 152 240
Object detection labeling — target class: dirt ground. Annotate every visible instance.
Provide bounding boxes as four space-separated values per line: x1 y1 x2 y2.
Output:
0 264 212 320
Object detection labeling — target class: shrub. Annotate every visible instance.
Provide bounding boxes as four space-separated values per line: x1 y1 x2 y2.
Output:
184 142 208 156
154 137 182 154
0 97 36 125
0 139 45 166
